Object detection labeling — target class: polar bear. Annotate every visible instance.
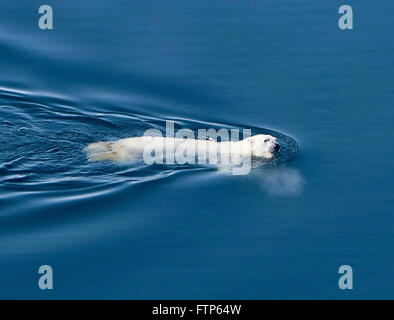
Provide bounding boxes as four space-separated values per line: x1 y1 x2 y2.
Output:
84 134 280 164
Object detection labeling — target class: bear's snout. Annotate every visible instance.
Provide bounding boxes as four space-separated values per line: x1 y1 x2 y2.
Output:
274 143 280 151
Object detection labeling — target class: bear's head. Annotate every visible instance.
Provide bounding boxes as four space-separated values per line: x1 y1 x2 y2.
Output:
246 134 280 158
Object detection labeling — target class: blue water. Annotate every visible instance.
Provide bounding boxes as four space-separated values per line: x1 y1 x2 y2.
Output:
0 0 393 299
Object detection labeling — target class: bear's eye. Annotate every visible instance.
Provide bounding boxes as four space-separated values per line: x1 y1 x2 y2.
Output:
264 139 269 143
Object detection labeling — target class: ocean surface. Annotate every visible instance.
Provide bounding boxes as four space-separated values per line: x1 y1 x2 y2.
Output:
0 0 393 299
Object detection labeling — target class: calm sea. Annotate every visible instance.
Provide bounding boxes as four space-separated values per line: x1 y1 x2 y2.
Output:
0 0 393 299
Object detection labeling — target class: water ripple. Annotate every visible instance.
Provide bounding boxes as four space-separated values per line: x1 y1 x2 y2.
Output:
0 86 299 206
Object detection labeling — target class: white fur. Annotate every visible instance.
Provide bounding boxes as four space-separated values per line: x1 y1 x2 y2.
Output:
84 134 278 163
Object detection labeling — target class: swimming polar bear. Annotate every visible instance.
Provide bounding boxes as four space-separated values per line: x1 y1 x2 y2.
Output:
84 134 280 165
